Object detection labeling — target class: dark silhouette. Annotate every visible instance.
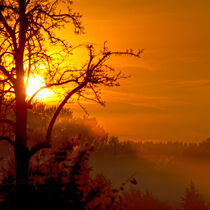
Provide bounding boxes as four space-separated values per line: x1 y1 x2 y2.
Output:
1 104 210 209
181 182 208 210
0 141 137 210
0 0 141 199
122 189 172 210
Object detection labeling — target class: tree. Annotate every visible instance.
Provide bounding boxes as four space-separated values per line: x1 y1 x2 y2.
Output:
181 182 208 210
0 0 141 195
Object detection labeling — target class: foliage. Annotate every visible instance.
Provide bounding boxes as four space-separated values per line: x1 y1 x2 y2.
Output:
181 182 209 210
122 189 173 210
0 139 138 210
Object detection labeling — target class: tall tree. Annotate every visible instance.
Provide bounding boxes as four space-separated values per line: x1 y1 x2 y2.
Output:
181 182 208 210
0 0 141 194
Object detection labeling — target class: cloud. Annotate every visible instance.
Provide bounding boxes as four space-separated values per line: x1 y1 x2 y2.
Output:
160 79 210 89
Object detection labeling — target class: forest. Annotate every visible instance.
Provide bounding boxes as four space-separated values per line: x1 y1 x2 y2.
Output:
1 103 210 209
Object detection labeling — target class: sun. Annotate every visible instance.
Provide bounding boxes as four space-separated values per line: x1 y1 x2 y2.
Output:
25 75 54 101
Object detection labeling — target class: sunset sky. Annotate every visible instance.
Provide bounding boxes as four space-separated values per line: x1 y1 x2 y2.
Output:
55 0 210 142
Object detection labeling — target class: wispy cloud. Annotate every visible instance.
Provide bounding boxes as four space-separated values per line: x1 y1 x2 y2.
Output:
161 79 210 89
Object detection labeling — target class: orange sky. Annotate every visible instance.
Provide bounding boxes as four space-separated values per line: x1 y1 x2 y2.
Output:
54 0 210 142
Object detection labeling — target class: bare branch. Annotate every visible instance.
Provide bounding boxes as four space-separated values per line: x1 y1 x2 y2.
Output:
28 142 50 158
27 79 77 105
0 11 17 50
0 136 15 147
77 95 89 116
29 82 89 156
45 82 87 144
0 65 16 85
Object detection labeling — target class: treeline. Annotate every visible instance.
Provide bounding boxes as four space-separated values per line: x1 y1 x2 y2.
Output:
1 102 210 209
1 137 209 210
92 137 210 161
27 102 210 161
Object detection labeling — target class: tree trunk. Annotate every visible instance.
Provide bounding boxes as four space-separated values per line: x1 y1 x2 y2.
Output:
15 67 29 193
14 78 29 209
15 144 29 192
14 0 29 193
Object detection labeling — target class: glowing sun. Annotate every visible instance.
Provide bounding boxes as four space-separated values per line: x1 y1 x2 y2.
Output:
25 75 54 100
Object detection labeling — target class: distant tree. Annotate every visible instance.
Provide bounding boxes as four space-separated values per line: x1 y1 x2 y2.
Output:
26 102 108 149
0 0 141 197
181 182 208 210
122 189 172 210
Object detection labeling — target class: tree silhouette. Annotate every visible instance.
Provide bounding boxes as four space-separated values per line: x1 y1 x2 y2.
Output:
0 0 141 196
181 182 208 210
0 142 113 209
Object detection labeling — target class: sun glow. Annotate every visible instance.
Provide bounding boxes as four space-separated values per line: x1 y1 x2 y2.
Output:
25 75 54 101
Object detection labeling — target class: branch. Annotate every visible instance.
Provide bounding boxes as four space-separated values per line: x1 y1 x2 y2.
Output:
27 79 77 105
0 78 9 83
28 142 50 158
28 46 142 156
77 95 89 116
35 8 83 33
28 82 87 157
45 82 87 144
0 136 15 147
0 65 15 85
27 86 47 105
110 49 143 57
0 12 17 50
